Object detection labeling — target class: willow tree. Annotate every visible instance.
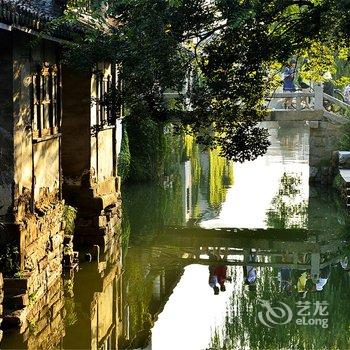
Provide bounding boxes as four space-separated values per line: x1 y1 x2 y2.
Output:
54 0 350 162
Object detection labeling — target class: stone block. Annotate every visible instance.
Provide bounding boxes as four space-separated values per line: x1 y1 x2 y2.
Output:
309 121 319 129
38 256 49 272
51 299 64 317
338 151 350 169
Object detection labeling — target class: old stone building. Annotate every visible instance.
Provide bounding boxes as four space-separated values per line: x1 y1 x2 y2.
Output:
61 62 123 248
0 22 66 318
0 0 122 330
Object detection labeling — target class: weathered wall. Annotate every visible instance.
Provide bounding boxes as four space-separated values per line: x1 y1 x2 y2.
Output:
12 31 61 217
0 31 65 325
0 30 14 218
309 120 343 185
1 277 65 350
33 139 60 201
62 63 122 247
3 202 64 321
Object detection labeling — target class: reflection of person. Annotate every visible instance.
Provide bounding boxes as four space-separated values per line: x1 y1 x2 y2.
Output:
297 271 310 297
340 256 349 270
243 251 257 291
279 267 293 294
314 265 331 292
208 264 231 295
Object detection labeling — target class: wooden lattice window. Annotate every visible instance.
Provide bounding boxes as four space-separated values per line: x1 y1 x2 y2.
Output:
95 71 112 126
32 63 60 138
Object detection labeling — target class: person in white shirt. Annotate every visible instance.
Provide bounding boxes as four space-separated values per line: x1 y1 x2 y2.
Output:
343 84 350 104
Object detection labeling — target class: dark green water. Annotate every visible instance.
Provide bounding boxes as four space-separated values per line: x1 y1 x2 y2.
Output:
1 121 350 350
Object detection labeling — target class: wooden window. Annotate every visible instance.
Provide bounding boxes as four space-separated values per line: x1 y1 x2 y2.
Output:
95 71 113 126
31 63 60 138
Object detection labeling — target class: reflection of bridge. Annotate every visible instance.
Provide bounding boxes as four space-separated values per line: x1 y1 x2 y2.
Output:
118 225 349 349
143 227 348 282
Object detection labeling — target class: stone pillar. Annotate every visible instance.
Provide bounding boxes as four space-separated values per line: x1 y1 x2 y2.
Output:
309 120 342 185
61 63 122 249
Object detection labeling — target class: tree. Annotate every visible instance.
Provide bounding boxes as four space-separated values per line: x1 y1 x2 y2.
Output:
53 0 350 162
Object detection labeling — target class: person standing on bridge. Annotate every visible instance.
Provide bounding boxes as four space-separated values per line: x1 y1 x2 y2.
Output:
343 84 350 104
283 59 297 109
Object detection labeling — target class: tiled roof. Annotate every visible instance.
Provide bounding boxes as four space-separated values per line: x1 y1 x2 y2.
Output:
0 0 73 37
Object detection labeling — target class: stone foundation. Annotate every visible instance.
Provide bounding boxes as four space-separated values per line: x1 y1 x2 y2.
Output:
2 199 65 327
309 121 343 186
1 277 65 350
64 176 122 248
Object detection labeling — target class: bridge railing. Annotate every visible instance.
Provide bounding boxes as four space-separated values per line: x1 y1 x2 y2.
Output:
268 84 350 117
267 84 323 111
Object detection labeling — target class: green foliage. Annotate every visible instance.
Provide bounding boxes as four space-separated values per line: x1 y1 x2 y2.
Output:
126 117 166 183
48 0 350 163
28 291 38 307
0 243 20 277
118 127 131 181
266 173 308 229
337 125 350 150
62 205 77 236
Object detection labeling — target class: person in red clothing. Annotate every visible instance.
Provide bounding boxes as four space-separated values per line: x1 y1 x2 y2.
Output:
208 264 232 294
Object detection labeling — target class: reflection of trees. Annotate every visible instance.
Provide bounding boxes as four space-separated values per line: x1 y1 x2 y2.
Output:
123 134 235 234
122 258 154 347
208 148 234 210
266 172 308 229
210 264 350 350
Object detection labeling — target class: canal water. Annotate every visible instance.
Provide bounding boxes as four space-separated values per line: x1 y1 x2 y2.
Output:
2 121 350 350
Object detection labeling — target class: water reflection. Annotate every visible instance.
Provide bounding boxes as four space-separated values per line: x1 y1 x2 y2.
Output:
121 121 350 350
2 121 350 350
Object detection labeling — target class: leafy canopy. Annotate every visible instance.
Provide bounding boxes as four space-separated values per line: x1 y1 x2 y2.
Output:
55 0 350 162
